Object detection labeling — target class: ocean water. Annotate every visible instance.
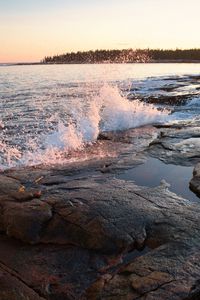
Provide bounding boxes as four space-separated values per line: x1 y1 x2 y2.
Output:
0 63 200 170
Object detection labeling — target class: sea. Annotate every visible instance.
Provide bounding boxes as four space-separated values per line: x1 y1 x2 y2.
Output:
0 63 200 172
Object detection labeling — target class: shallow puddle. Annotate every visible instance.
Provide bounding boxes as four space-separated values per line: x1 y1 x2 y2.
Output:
117 157 199 202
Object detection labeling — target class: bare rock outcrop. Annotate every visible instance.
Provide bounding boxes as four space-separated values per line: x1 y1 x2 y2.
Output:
0 160 200 299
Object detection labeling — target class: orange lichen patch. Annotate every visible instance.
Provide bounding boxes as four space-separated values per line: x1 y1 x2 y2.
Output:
18 185 25 193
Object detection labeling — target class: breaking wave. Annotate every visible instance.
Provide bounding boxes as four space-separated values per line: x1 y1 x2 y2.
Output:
0 84 168 170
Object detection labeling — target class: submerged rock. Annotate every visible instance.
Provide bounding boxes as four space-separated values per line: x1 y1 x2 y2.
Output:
144 93 195 105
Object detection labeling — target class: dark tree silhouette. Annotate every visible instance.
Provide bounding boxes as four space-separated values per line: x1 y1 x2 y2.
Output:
42 48 200 64
42 49 150 64
149 48 200 61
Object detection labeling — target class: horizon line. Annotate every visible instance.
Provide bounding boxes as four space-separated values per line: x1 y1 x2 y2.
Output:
1 47 200 64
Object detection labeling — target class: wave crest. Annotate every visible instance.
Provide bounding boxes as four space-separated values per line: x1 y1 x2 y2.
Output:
0 84 169 170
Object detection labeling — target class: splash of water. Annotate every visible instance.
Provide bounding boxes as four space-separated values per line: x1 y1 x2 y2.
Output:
99 84 168 131
0 84 168 170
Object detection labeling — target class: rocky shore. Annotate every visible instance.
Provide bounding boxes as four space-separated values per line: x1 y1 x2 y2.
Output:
1 119 200 300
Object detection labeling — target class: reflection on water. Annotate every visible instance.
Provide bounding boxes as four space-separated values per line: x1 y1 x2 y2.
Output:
117 157 199 202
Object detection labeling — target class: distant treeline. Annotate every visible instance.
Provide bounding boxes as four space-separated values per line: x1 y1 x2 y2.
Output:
42 48 200 64
149 49 200 61
42 49 150 64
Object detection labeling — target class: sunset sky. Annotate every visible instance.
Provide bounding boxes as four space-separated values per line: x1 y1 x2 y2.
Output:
1 0 200 63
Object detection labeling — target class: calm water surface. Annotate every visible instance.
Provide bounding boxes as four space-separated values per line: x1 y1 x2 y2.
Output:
117 157 200 202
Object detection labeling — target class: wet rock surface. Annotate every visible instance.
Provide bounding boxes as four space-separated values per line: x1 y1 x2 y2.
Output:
1 124 200 299
147 124 200 166
128 74 200 106
190 163 200 197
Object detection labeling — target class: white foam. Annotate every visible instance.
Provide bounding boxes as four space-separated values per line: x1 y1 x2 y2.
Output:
99 84 168 131
0 141 21 170
0 84 169 170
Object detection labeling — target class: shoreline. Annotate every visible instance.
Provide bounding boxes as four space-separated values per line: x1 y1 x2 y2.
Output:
1 122 200 299
1 67 200 299
1 59 200 66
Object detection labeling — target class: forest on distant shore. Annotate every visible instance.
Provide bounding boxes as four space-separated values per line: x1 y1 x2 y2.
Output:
42 48 200 64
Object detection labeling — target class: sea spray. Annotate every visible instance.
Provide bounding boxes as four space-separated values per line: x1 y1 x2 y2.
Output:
99 84 168 131
0 141 21 169
0 84 169 170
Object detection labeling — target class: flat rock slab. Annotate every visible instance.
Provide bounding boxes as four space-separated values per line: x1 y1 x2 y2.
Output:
87 245 200 300
0 234 110 300
0 161 200 299
0 263 45 300
148 125 200 166
0 125 200 299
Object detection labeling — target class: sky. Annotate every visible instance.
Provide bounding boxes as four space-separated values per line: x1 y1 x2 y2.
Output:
0 0 200 62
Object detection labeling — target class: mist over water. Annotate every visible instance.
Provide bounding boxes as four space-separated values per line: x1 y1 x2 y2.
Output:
0 63 200 170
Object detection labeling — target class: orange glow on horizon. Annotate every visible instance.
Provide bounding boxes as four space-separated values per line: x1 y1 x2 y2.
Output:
1 0 200 63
